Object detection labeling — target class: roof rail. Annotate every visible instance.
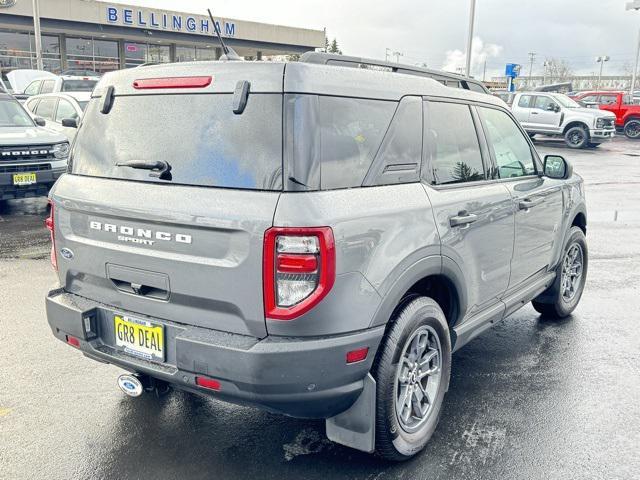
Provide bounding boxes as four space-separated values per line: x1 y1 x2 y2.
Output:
299 52 489 94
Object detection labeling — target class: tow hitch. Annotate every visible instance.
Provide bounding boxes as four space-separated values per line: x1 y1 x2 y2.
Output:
117 373 171 398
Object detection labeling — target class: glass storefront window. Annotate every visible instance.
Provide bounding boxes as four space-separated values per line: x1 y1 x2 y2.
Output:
125 42 170 67
0 30 60 73
196 46 217 61
66 37 119 74
176 46 196 62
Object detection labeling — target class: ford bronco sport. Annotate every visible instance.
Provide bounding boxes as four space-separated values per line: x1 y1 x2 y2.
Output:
45 56 587 461
0 93 69 201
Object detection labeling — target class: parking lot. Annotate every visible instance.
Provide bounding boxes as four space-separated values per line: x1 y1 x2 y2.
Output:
0 136 638 479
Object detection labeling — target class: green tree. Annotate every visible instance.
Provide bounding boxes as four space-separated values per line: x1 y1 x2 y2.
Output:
328 38 342 55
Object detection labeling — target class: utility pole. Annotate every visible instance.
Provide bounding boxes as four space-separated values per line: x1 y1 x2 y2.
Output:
627 1 640 94
32 0 44 70
465 0 477 77
385 48 391 62
482 60 487 82
596 55 610 91
393 51 403 64
528 52 536 89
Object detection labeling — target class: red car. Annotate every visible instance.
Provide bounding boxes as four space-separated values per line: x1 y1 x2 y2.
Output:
572 91 640 139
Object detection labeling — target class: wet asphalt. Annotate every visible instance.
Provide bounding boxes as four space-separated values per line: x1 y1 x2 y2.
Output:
1 137 639 480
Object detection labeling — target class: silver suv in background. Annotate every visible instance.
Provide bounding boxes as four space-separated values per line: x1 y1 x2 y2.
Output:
511 92 616 148
45 57 588 461
0 93 69 201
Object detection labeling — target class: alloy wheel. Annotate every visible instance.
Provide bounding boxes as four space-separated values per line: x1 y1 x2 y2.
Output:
394 325 443 433
561 243 584 302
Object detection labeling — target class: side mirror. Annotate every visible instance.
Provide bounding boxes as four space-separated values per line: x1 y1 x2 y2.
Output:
61 118 78 128
34 116 46 127
546 103 560 112
544 155 572 179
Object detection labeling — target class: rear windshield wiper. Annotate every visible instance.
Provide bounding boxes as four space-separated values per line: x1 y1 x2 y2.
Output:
116 160 172 180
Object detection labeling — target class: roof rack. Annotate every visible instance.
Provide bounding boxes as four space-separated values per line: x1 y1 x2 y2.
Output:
299 52 489 93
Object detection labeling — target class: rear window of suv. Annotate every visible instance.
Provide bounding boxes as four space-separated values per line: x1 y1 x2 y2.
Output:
71 93 283 190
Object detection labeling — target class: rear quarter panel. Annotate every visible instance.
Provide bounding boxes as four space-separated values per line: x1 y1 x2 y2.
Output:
270 183 440 336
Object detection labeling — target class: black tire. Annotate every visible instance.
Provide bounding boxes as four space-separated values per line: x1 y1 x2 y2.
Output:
564 126 589 149
532 226 588 318
624 119 640 139
372 297 451 461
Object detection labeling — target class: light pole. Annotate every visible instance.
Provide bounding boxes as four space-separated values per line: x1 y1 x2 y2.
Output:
393 51 403 64
465 0 477 77
32 0 43 70
385 48 391 62
596 55 610 91
528 52 536 88
627 1 640 95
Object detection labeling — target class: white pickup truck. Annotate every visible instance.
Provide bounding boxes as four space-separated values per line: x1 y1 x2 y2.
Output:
511 92 616 148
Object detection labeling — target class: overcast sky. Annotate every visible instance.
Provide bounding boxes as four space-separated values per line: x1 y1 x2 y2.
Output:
114 0 640 78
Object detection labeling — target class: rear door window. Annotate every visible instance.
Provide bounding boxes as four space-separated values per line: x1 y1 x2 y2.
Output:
40 79 55 94
424 101 486 185
72 93 283 190
35 97 57 120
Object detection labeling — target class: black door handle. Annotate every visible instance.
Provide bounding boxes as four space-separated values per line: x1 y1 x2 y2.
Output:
450 212 478 227
518 197 544 210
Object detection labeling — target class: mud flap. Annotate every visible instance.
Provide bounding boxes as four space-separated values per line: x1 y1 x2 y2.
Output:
325 373 376 453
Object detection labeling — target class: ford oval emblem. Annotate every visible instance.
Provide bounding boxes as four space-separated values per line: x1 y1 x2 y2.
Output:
117 374 144 397
60 248 74 260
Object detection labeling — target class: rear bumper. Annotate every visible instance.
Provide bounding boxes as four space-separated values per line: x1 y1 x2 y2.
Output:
0 166 65 200
46 288 384 419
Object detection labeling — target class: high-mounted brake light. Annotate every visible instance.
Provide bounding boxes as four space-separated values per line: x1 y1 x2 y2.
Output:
45 200 57 271
263 227 335 321
132 76 212 89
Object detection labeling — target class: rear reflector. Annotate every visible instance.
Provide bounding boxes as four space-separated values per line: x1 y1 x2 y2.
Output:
195 376 221 391
133 76 212 89
346 347 369 364
276 254 318 273
66 335 80 348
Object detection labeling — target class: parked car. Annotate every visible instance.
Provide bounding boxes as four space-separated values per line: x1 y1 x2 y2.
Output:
511 92 616 148
0 93 69 201
492 90 516 106
6 69 57 96
571 91 640 139
24 93 86 142
45 59 587 461
21 75 99 101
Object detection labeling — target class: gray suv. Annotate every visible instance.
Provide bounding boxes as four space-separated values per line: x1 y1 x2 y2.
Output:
45 57 588 461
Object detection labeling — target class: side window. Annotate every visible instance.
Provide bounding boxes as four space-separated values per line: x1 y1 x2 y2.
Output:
25 99 39 114
623 94 634 105
55 99 77 123
580 95 598 103
363 96 422 186
318 96 396 189
34 97 57 120
478 107 536 179
425 101 485 185
24 80 40 95
446 80 462 88
465 81 487 93
533 96 558 111
40 79 55 94
517 95 533 108
599 95 618 106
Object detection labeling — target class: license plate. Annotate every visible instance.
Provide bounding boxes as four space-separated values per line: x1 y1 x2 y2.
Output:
12 173 36 185
114 314 164 362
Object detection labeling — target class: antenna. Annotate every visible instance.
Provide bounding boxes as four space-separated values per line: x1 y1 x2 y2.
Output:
207 9 242 61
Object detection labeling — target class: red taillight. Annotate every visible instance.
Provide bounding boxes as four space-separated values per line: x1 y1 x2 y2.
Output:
195 376 221 391
263 227 335 321
66 335 80 348
132 76 212 89
346 347 369 364
45 200 57 271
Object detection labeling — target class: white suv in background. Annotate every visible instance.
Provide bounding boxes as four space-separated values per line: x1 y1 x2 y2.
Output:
511 92 616 148
25 93 86 142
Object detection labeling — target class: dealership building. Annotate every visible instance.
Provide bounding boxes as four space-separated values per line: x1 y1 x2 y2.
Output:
0 0 325 73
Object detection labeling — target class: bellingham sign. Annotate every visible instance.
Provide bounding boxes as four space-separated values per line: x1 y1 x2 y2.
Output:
106 6 236 37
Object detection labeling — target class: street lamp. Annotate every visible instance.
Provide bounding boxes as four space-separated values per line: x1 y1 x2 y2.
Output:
465 0 477 77
627 1 640 95
595 55 610 91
